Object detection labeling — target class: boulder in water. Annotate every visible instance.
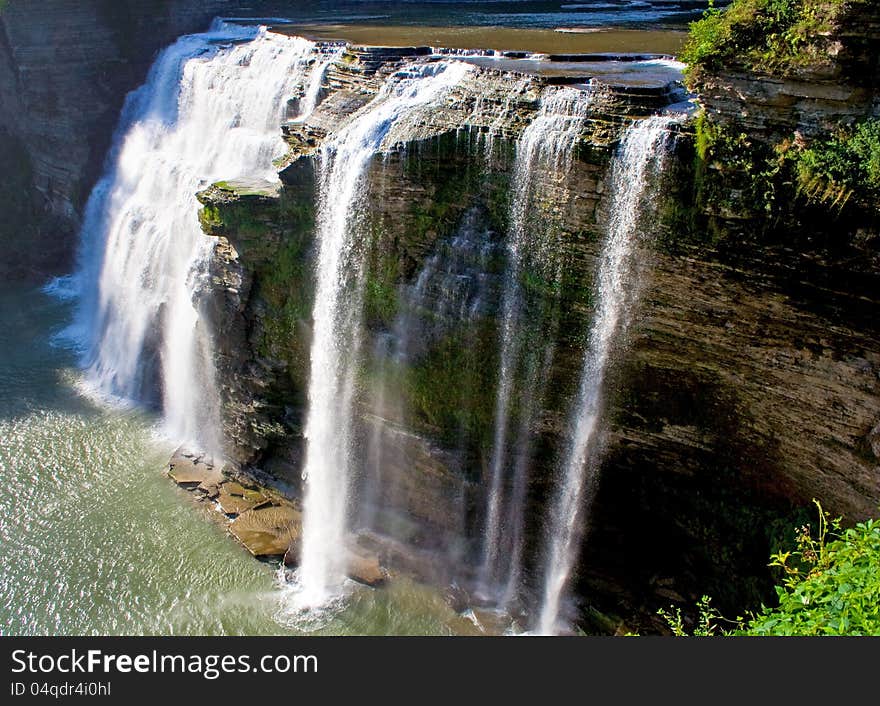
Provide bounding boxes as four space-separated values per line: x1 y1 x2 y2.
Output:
196 480 221 500
282 544 298 568
167 449 224 487
347 550 386 587
217 480 269 516
228 504 302 558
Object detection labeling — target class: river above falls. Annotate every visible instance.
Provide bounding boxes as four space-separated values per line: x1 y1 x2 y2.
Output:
273 23 687 55
0 286 483 636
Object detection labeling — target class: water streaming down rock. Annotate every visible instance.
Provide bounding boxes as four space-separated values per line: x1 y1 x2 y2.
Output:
478 86 593 606
292 46 342 123
358 208 502 568
395 208 501 360
537 114 681 635
296 60 473 609
61 21 324 455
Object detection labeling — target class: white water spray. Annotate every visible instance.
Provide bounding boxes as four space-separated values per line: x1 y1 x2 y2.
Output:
537 114 680 635
479 87 592 602
59 22 323 455
296 60 472 609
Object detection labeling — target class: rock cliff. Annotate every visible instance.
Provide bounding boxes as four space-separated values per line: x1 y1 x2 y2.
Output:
198 34 879 630
4 2 877 632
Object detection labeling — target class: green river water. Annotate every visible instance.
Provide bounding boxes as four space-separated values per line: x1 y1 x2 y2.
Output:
0 286 467 636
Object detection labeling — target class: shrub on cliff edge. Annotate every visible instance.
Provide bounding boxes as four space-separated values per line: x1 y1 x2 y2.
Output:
681 0 866 79
793 119 880 208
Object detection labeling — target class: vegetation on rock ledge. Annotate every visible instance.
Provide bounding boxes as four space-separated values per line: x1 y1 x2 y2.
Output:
792 118 880 208
682 0 867 79
692 111 880 215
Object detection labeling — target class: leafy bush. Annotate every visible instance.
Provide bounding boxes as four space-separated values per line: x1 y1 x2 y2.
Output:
793 119 880 208
659 501 880 636
744 503 880 635
681 0 861 78
692 109 880 215
692 110 788 215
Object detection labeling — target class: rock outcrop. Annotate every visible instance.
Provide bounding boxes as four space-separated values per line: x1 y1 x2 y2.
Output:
697 0 879 132
8 4 875 632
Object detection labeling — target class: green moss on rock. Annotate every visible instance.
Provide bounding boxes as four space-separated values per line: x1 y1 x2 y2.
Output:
400 321 499 448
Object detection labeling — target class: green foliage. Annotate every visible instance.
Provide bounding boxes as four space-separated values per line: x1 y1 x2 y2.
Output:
792 119 880 209
198 204 223 231
680 0 728 70
681 0 860 79
659 596 724 636
659 501 880 636
744 502 880 635
682 1 878 215
691 111 880 219
692 110 788 216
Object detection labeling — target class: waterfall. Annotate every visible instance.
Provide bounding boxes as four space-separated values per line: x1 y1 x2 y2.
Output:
293 46 342 123
537 114 680 635
395 208 500 359
59 21 324 456
478 87 592 605
295 60 472 609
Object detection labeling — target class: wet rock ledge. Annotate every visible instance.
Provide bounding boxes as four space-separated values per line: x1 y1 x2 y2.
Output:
166 449 386 587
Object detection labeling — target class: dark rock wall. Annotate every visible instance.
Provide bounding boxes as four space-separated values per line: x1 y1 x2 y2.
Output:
4 2 876 631
0 0 263 280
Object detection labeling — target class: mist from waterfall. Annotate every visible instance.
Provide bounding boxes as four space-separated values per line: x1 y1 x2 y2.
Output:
56 21 325 456
295 60 472 610
479 86 592 607
537 114 681 635
357 207 502 575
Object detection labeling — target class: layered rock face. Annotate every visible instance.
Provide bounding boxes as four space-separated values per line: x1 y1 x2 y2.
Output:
198 40 879 630
669 1 880 526
594 1 880 624
0 0 273 280
7 0 874 629
693 1 880 141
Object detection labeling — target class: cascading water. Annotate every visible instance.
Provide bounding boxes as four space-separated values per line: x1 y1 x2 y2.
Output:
46 14 687 629
293 46 342 123
536 114 681 635
357 207 501 564
395 208 500 360
295 60 472 609
478 86 592 605
57 21 326 456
